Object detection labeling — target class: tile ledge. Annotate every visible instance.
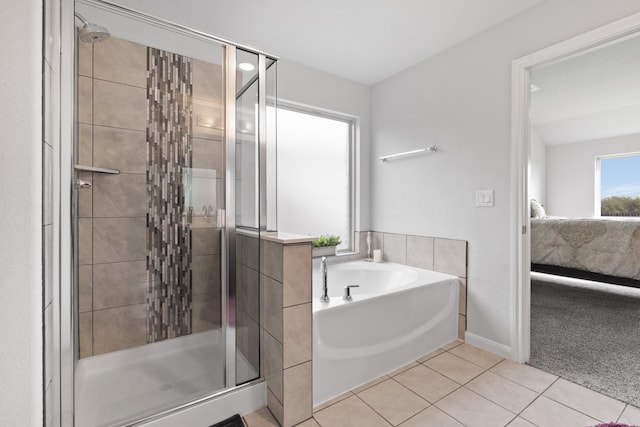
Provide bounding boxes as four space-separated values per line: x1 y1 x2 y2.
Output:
261 231 316 244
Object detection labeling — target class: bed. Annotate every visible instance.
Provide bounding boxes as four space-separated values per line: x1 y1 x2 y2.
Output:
531 216 640 282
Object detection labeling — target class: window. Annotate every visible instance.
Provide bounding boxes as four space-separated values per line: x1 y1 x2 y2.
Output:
597 153 640 217
276 104 355 252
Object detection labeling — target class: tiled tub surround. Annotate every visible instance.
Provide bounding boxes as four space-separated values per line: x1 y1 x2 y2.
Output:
260 233 315 427
77 37 224 357
348 232 468 338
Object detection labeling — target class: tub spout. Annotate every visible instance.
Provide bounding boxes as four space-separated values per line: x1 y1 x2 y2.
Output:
320 256 330 303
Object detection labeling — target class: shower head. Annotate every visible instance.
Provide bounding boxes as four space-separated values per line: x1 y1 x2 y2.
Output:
75 12 110 43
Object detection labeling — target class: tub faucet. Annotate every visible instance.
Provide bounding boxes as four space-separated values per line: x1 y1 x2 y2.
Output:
320 256 330 303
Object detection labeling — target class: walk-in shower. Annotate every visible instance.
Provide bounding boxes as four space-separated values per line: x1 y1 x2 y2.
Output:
63 1 277 425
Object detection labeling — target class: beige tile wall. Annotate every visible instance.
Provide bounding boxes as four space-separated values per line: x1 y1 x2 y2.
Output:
261 238 313 427
352 231 468 338
77 37 224 357
236 233 262 376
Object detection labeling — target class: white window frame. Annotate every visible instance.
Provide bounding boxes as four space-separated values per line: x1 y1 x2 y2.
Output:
276 101 357 253
596 151 640 217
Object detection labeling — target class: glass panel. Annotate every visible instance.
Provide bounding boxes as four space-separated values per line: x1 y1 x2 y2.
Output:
235 49 261 385
266 60 278 232
73 5 227 425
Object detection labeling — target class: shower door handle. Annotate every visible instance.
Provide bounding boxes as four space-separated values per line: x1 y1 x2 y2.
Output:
217 209 226 228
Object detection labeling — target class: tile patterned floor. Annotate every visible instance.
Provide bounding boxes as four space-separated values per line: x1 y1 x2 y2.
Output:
242 339 640 427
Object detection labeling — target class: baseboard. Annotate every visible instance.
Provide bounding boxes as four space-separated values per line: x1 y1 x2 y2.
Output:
464 332 512 359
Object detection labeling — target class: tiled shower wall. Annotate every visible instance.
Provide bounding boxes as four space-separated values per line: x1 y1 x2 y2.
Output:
352 231 468 338
77 37 224 357
236 232 262 374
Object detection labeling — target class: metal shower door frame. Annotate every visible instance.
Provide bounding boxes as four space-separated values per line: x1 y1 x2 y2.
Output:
58 0 276 424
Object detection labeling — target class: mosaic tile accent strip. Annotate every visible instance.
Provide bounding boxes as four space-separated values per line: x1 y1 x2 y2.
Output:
146 47 194 342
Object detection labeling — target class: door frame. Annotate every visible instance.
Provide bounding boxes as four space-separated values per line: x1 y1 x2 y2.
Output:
510 11 640 362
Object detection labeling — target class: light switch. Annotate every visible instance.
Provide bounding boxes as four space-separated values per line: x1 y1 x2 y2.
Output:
476 190 494 207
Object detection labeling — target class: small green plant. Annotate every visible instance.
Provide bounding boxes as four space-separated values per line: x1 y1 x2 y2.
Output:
312 235 341 248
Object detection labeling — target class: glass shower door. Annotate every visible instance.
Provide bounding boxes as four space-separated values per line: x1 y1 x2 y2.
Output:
73 14 228 425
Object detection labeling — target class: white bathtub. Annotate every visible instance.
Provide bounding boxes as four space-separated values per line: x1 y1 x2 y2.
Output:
312 260 459 406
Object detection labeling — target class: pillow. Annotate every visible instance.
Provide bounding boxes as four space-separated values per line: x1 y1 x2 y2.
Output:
530 199 546 219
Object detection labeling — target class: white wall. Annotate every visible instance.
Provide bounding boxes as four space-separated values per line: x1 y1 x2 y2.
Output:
529 127 547 206
546 133 640 217
277 60 371 231
0 0 43 425
370 0 640 349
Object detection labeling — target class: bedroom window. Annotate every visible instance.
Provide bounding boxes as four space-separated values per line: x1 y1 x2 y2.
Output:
597 153 640 217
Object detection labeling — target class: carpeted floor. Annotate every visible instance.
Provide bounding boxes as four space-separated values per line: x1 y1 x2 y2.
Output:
529 272 640 407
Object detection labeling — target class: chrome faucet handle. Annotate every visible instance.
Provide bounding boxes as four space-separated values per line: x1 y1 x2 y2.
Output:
343 285 359 301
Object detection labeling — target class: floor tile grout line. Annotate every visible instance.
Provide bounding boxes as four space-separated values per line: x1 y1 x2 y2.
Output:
465 382 537 419
488 361 559 395
355 375 430 425
540 391 619 423
616 403 628 423
425 362 524 424
517 376 614 425
499 372 558 421
349 375 390 396
352 393 394 426
445 344 506 371
387 375 434 409
395 405 433 427
426 379 464 408
440 346 504 372
529 393 608 424
483 362 554 395
540 375 629 422
421 353 488 387
431 399 473 427
312 391 354 414
463 369 551 416
461 385 520 419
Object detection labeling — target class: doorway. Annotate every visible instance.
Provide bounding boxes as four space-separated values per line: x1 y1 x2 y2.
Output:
512 8 640 407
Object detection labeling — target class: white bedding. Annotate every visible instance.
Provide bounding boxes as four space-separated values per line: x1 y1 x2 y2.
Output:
531 217 640 280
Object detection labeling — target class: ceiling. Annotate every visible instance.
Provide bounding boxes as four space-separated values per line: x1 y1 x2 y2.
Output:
530 31 640 145
115 0 543 85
